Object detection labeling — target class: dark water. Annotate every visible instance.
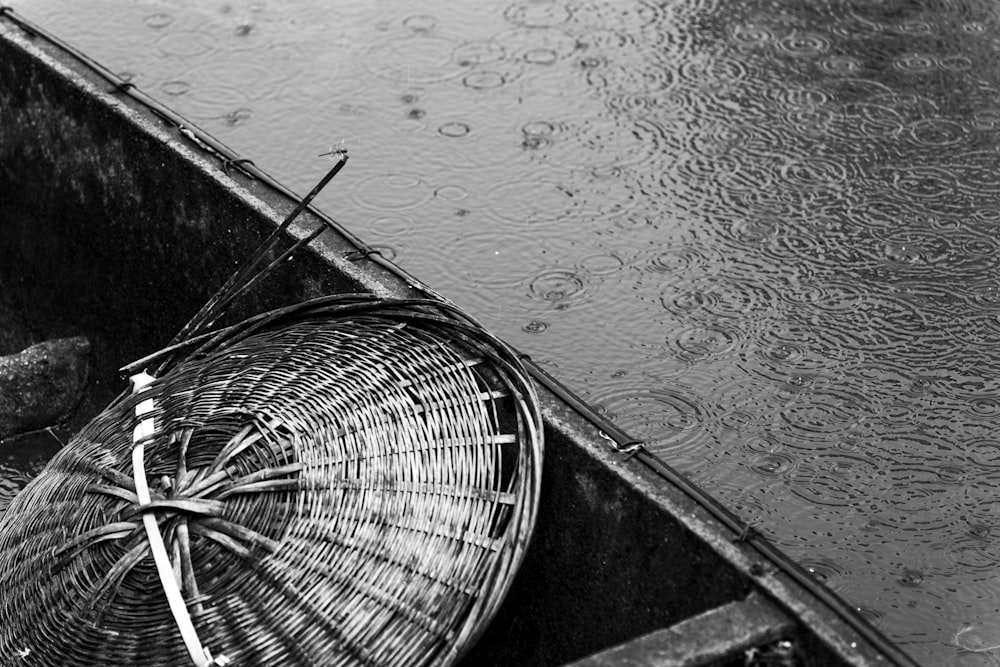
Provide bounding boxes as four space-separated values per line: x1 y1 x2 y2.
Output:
18 0 1000 663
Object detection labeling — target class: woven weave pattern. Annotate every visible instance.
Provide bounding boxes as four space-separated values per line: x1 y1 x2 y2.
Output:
0 296 543 666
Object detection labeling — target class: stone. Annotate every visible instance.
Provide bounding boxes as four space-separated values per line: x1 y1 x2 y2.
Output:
0 337 90 439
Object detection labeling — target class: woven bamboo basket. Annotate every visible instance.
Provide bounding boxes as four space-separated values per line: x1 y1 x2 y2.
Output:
0 295 543 666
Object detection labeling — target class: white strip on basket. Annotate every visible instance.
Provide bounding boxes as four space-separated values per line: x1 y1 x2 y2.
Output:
130 372 224 667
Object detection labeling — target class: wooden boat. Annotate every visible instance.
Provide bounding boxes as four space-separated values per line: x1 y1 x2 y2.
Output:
0 10 919 667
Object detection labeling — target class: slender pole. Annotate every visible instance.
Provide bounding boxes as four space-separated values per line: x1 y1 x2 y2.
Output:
168 151 349 350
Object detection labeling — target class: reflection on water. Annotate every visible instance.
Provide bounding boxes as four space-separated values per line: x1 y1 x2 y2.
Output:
18 0 1000 663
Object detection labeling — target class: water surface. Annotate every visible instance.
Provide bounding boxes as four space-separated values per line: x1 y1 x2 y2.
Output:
16 0 1000 663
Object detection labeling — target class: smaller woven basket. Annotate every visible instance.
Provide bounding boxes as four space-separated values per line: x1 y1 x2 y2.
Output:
0 295 543 666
